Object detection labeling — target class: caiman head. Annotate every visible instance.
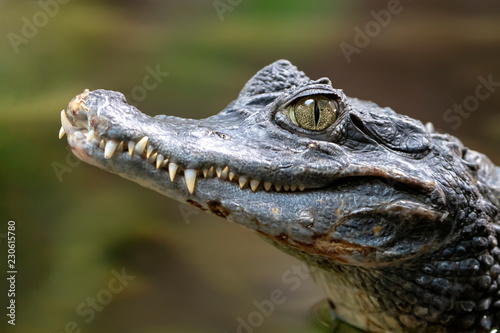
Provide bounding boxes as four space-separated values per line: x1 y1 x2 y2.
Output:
60 60 500 332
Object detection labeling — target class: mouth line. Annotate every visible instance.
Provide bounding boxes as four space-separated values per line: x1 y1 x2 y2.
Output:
59 90 438 198
60 121 435 199
61 123 308 194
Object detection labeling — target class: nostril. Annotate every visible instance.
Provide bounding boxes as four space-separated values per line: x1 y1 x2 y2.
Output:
67 101 90 129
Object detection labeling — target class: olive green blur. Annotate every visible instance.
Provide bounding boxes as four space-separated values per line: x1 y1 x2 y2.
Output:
1 1 499 333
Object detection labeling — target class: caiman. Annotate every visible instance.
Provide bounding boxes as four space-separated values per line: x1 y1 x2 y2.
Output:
59 60 500 333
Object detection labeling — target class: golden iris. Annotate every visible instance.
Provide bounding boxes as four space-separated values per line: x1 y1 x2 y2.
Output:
289 96 337 131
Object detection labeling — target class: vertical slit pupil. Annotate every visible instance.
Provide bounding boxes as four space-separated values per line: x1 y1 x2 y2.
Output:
314 101 320 126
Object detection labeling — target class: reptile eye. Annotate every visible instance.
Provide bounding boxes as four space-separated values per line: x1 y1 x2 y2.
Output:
289 96 338 131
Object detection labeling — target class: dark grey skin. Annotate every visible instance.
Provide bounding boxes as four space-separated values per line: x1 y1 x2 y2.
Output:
59 60 500 332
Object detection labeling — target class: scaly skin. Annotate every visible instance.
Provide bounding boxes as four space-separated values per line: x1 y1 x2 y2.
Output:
59 60 500 332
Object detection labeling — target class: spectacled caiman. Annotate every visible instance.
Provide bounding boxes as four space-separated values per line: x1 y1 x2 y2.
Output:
59 60 500 333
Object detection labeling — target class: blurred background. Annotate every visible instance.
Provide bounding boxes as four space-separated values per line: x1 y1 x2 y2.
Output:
1 1 499 332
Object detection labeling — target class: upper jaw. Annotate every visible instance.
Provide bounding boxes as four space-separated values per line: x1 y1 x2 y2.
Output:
59 89 326 195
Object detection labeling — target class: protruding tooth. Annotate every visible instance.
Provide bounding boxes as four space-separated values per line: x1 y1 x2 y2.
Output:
128 141 135 156
216 167 222 178
203 168 208 178
87 129 96 142
134 136 148 155
58 126 66 139
283 185 290 191
229 171 235 181
168 163 178 181
104 140 119 159
221 166 229 180
299 185 305 191
264 182 272 191
275 184 282 192
99 139 105 149
60 110 72 129
156 154 164 169
291 185 297 192
239 176 248 189
146 145 154 159
208 167 214 177
184 169 197 194
250 180 260 192
161 158 169 168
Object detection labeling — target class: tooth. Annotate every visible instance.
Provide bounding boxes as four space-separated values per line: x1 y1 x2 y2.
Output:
60 110 72 129
146 145 154 159
87 129 95 142
128 141 135 156
73 131 85 140
134 136 148 155
216 167 222 178
250 180 260 192
161 158 169 168
184 169 197 194
168 163 178 181
99 139 105 149
203 168 208 177
239 176 248 189
229 171 235 181
148 152 158 164
59 126 66 139
264 182 272 191
275 184 282 192
156 154 164 169
299 185 305 191
104 140 119 159
291 185 297 192
221 166 229 180
283 185 290 191
208 167 214 177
